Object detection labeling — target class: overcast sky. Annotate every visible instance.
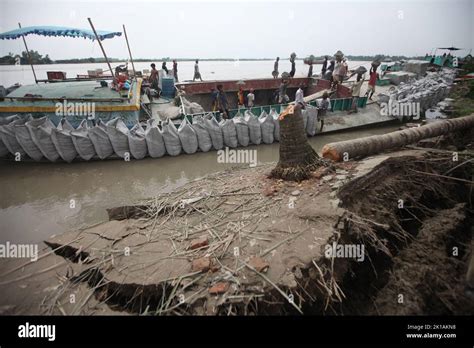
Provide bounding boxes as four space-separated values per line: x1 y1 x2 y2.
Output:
0 0 472 60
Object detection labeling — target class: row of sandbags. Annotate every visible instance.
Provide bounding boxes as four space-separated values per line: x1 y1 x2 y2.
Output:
378 68 456 112
0 108 320 162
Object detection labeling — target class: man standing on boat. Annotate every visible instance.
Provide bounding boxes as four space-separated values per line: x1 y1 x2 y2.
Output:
247 88 255 108
193 60 203 81
237 86 245 109
210 87 218 111
173 60 178 81
149 63 160 97
321 56 328 76
278 76 290 104
342 59 348 78
162 62 169 75
366 66 379 100
216 84 229 119
316 91 331 132
290 52 296 77
272 57 280 78
332 58 345 87
348 73 364 114
324 60 335 80
307 62 313 77
295 83 305 109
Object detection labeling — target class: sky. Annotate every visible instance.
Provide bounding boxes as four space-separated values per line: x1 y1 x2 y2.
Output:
0 0 472 60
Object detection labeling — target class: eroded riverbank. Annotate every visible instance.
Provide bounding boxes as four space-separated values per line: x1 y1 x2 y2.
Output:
0 125 472 315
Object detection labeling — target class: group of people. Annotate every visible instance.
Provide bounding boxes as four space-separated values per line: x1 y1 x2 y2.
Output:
147 51 379 119
276 53 380 116
148 59 204 95
148 60 180 97
210 85 256 119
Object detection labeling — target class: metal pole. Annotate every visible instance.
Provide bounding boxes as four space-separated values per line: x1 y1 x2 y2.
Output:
87 18 116 83
18 23 38 84
122 25 136 76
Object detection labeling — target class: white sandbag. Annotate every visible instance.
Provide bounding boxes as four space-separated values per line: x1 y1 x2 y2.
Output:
15 117 43 161
258 111 275 144
88 120 114 159
219 118 238 148
301 109 308 129
182 97 205 115
0 115 20 157
0 118 27 157
233 114 250 147
106 118 130 158
0 115 20 125
160 106 182 120
191 116 212 152
51 118 77 162
26 117 60 162
203 114 224 150
128 123 148 160
0 137 8 157
305 106 319 137
178 118 198 154
71 120 96 161
145 119 166 158
244 110 261 145
161 119 182 156
270 109 280 142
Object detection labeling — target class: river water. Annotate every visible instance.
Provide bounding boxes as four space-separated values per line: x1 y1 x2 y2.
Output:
0 60 372 87
0 124 400 244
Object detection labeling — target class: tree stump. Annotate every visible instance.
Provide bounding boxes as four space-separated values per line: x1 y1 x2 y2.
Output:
270 104 324 181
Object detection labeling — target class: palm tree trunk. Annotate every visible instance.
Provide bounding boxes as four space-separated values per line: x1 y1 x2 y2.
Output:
322 114 474 162
270 104 323 181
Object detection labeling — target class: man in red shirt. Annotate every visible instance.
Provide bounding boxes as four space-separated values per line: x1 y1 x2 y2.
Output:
366 67 379 100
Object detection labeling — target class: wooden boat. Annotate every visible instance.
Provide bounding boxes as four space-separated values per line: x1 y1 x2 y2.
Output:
174 77 396 134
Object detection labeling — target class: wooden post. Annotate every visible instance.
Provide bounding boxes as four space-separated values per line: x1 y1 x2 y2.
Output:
18 23 38 84
87 18 116 83
122 25 136 76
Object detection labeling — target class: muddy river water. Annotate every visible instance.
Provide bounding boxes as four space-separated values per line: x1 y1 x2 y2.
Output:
0 124 400 244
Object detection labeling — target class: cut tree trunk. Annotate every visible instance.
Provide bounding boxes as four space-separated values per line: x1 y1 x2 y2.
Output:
270 104 324 181
322 114 474 162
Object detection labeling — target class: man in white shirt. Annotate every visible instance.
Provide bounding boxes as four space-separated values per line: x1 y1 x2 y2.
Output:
316 91 331 132
295 84 305 108
348 73 365 114
247 89 255 108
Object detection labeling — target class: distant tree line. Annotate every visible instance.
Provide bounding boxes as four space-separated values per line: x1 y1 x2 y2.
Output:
0 50 427 65
0 51 52 65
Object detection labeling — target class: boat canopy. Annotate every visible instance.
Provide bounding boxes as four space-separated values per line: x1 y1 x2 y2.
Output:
437 47 462 51
0 26 122 41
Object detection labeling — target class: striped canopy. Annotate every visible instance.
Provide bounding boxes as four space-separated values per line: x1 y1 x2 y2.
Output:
0 26 122 41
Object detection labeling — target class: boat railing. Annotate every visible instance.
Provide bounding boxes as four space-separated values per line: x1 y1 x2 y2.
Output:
179 96 368 123
3 95 127 103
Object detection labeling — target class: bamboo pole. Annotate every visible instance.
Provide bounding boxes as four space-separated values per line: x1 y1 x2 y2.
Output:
122 25 136 76
18 23 38 84
87 18 116 83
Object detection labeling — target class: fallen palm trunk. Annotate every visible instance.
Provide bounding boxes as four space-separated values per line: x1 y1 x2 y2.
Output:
322 115 474 161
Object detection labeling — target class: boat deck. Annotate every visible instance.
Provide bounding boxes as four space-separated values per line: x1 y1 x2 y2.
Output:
6 80 127 100
0 79 143 127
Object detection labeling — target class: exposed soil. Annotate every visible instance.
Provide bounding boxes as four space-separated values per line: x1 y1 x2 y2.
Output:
0 131 472 316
